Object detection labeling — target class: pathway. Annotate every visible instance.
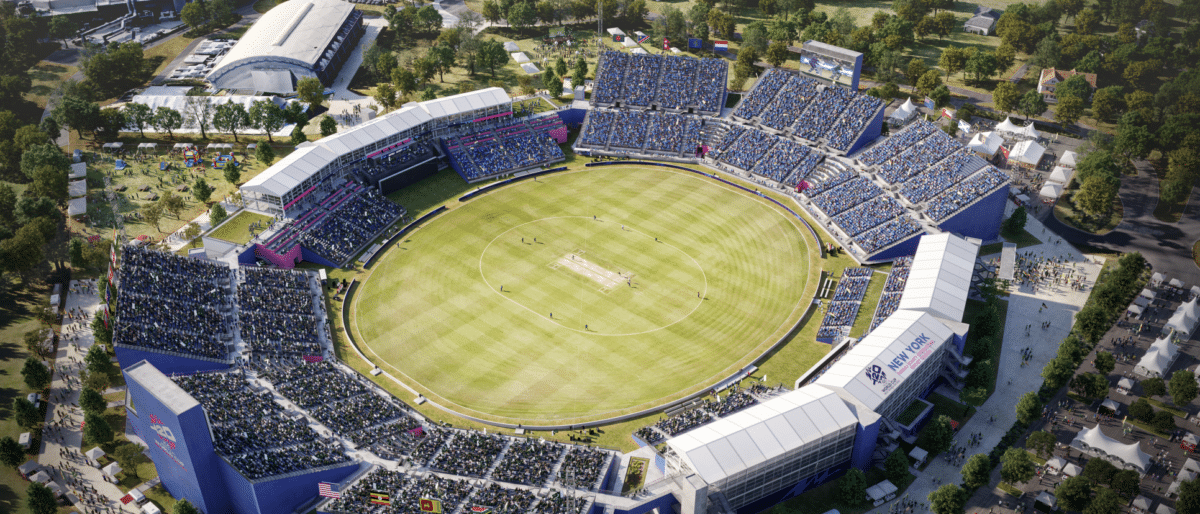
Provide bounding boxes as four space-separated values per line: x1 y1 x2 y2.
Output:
38 279 145 514
866 208 1104 513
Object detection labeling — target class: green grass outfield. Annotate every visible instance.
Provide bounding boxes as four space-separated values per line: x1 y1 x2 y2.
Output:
207 210 273 244
352 165 818 424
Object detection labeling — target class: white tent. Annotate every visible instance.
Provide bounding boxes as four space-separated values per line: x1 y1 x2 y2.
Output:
1016 194 1030 203
101 461 121 478
889 98 917 123
1009 139 1046 166
1159 504 1177 514
1035 491 1056 508
1127 304 1144 316
622 38 637 47
1045 456 1065 471
996 117 1022 134
1136 335 1180 377
1020 122 1041 139
69 162 86 179
1192 285 1200 297
1062 463 1082 476
69 179 87 198
908 447 928 465
967 131 1002 157
1133 496 1153 513
511 52 530 63
1071 424 1152 473
1039 182 1063 198
1152 273 1165 286
1048 166 1072 184
1141 288 1158 301
1060 150 1078 167
1134 296 1151 307
29 470 51 484
1165 297 1200 338
605 27 626 36
68 197 87 217
866 480 898 502
85 447 106 463
1171 278 1185 288
502 41 520 52
631 48 648 55
520 63 540 74
1101 398 1120 412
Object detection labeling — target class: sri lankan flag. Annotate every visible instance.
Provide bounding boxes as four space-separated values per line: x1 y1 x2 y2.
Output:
420 498 443 513
370 491 392 506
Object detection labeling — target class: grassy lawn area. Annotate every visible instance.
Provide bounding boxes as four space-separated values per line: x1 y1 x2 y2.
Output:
144 33 198 77
849 271 886 338
998 482 1022 497
1146 398 1189 418
622 457 648 494
25 61 78 110
927 392 974 425
1193 240 1200 268
208 210 273 244
1053 185 1123 235
897 399 931 426
0 279 47 514
961 298 1007 400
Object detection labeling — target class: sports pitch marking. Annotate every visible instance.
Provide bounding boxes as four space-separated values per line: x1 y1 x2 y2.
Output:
555 253 631 291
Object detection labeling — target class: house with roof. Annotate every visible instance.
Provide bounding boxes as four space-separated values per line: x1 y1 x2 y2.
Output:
963 6 1000 36
1036 68 1098 102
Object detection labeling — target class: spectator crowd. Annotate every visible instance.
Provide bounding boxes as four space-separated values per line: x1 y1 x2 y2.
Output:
592 52 727 112
116 246 233 359
869 256 913 332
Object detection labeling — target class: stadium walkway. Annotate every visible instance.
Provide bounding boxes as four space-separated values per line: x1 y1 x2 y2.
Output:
865 207 1104 514
37 279 144 513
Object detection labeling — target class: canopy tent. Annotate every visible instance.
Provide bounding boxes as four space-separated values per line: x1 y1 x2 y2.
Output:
967 131 1002 157
889 98 917 123
1165 297 1200 338
1072 424 1152 473
1136 335 1180 377
996 117 1022 134
908 447 928 465
137 142 158 151
1133 496 1153 512
85 447 105 462
1159 504 1177 514
1101 398 1120 412
502 41 520 52
69 179 87 198
1048 166 1072 184
46 482 64 496
1134 296 1151 307
17 461 39 476
1060 150 1078 167
1045 456 1065 471
29 470 51 484
1192 285 1200 297
1009 139 1046 166
1062 463 1082 476
1127 304 1144 316
622 38 637 47
631 48 648 54
1141 288 1158 301
69 162 86 179
101 461 121 478
1171 278 1185 288
173 143 193 149
68 197 86 217
511 52 530 63
1016 193 1031 202
605 27 626 36
1171 470 1199 495
865 480 898 502
1152 272 1166 285
1020 122 1041 139
101 142 124 150
1035 491 1056 508
520 63 540 74
1039 182 1063 198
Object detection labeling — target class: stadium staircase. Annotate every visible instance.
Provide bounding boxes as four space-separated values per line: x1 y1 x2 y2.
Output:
481 438 516 481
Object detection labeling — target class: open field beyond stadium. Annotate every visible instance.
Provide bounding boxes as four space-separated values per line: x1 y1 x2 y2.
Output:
352 166 817 423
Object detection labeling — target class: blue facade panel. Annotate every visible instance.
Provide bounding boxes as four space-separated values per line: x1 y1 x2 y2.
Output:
124 365 231 514
237 245 258 266
851 419 880 470
846 108 884 155
735 461 851 514
115 346 229 375
936 187 1007 242
558 108 588 126
868 231 922 262
299 246 341 268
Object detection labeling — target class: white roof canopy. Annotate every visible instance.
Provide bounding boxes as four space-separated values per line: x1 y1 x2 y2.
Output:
1152 273 1165 285
1060 150 1078 167
815 310 956 411
1049 166 1072 184
1039 182 1063 198
890 98 916 121
1135 335 1179 377
68 197 86 216
70 162 86 179
967 131 1002 156
1171 278 1185 288
1101 398 1120 412
897 233 978 323
665 385 858 484
996 117 1022 134
1072 424 1152 473
1020 122 1041 139
69 180 87 198
1165 298 1200 338
1010 139 1046 165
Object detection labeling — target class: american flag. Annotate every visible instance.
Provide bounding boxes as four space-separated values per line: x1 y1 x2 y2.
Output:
471 507 493 513
318 482 341 499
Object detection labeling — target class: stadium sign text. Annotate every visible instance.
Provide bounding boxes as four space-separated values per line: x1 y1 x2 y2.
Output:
886 333 933 376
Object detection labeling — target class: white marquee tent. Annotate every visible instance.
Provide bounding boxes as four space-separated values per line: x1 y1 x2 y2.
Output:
502 41 520 51
69 162 86 179
1020 122 1041 139
1039 182 1063 199
69 180 87 198
1135 335 1179 377
1048 166 1072 184
967 131 1002 157
511 52 530 63
889 98 917 123
996 117 1022 134
68 197 86 217
1060 150 1078 167
1164 297 1200 339
1009 139 1046 166
1071 424 1152 473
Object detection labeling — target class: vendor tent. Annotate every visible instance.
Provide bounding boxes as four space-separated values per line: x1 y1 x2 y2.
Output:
908 447 928 465
17 461 39 476
1127 304 1144 316
29 470 50 484
69 179 87 198
1158 504 1177 514
1101 398 1120 412
101 461 121 478
1192 286 1200 297
68 197 86 217
1152 272 1165 286
1009 139 1046 166
1039 182 1063 198
889 98 917 123
1016 194 1031 203
1140 288 1157 301
69 162 86 179
1165 297 1200 338
631 48 648 54
865 480 898 503
1045 456 1065 471
967 131 1002 157
1072 424 1152 473
1133 496 1153 513
1171 278 1185 288
511 52 530 63
996 117 1022 134
520 63 540 74
1062 463 1082 476
1020 122 1041 139
1035 491 1056 508
622 38 637 47
1135 335 1180 377
85 447 105 462
502 41 520 51
1049 166 1072 184
1060 150 1078 167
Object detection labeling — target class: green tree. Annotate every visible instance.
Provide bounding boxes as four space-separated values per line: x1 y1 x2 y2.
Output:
142 202 163 232
1143 377 1167 397
481 0 502 24
79 387 106 415
1071 372 1108 399
965 51 998 83
1094 351 1116 374
29 164 68 202
1015 391 1041 424
393 68 418 98
1055 96 1084 126
1110 469 1141 498
907 58 928 85
248 100 285 143
917 69 942 95
884 448 910 482
961 453 991 489
27 482 57 514
69 238 85 269
48 15 78 44
193 178 214 204
995 43 1017 71
209 202 228 227
838 468 866 505
1003 205 1028 235
291 125 307 145
478 40 509 77
0 182 16 228
1000 447 1034 484
919 415 954 456
1114 124 1153 159
84 412 113 445
212 101 251 142
1019 89 1048 120
1026 431 1056 458
937 46 969 77
53 90 100 139
153 106 184 139
1030 35 1061 69
297 77 325 107
1085 488 1122 514
180 0 209 29
1055 476 1093 511
1074 176 1118 218
184 96 214 139
430 44 457 83
21 357 49 391
320 116 338 137
255 142 275 165
112 442 147 479
0 436 23 467
930 85 951 108
960 386 988 407
13 398 40 428
927 484 966 514
1074 7 1099 34
1056 75 1092 103
176 499 201 514
160 191 186 219
124 102 154 138
993 81 1020 114
224 161 242 185
81 42 148 97
373 82 397 113
1129 398 1155 421
765 41 790 67
20 143 70 181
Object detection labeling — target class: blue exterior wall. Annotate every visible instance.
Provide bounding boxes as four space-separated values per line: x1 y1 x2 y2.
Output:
936 187 1007 241
115 346 229 375
846 108 885 155
237 245 258 266
868 231 922 262
851 419 880 470
125 364 232 514
953 332 968 355
558 108 588 126
220 460 359 514
299 246 341 268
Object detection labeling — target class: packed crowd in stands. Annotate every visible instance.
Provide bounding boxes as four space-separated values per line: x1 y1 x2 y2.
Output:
925 166 1009 221
173 371 350 479
559 447 608 488
638 407 712 443
831 275 871 301
858 120 938 166
592 52 726 112
854 216 922 253
802 169 855 197
609 110 651 148
810 176 883 217
817 301 861 332
579 110 615 147
732 69 789 119
825 95 885 152
619 54 661 106
708 384 761 417
792 86 854 141
900 150 979 204
474 483 538 514
492 439 564 486
759 74 820 131
877 129 960 184
431 430 507 477
718 127 776 170
311 391 405 434
351 417 429 459
327 470 473 514
447 129 564 181
269 361 367 408
751 138 813 183
533 491 589 514
237 267 319 356
706 125 747 162
116 247 232 359
296 187 406 265
832 196 905 237
352 143 432 180
869 256 913 332
644 112 702 154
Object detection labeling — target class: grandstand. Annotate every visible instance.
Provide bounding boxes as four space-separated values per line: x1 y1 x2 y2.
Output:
443 113 569 183
591 52 727 115
815 267 873 343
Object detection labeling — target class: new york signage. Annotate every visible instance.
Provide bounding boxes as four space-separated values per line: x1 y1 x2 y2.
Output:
863 333 934 396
